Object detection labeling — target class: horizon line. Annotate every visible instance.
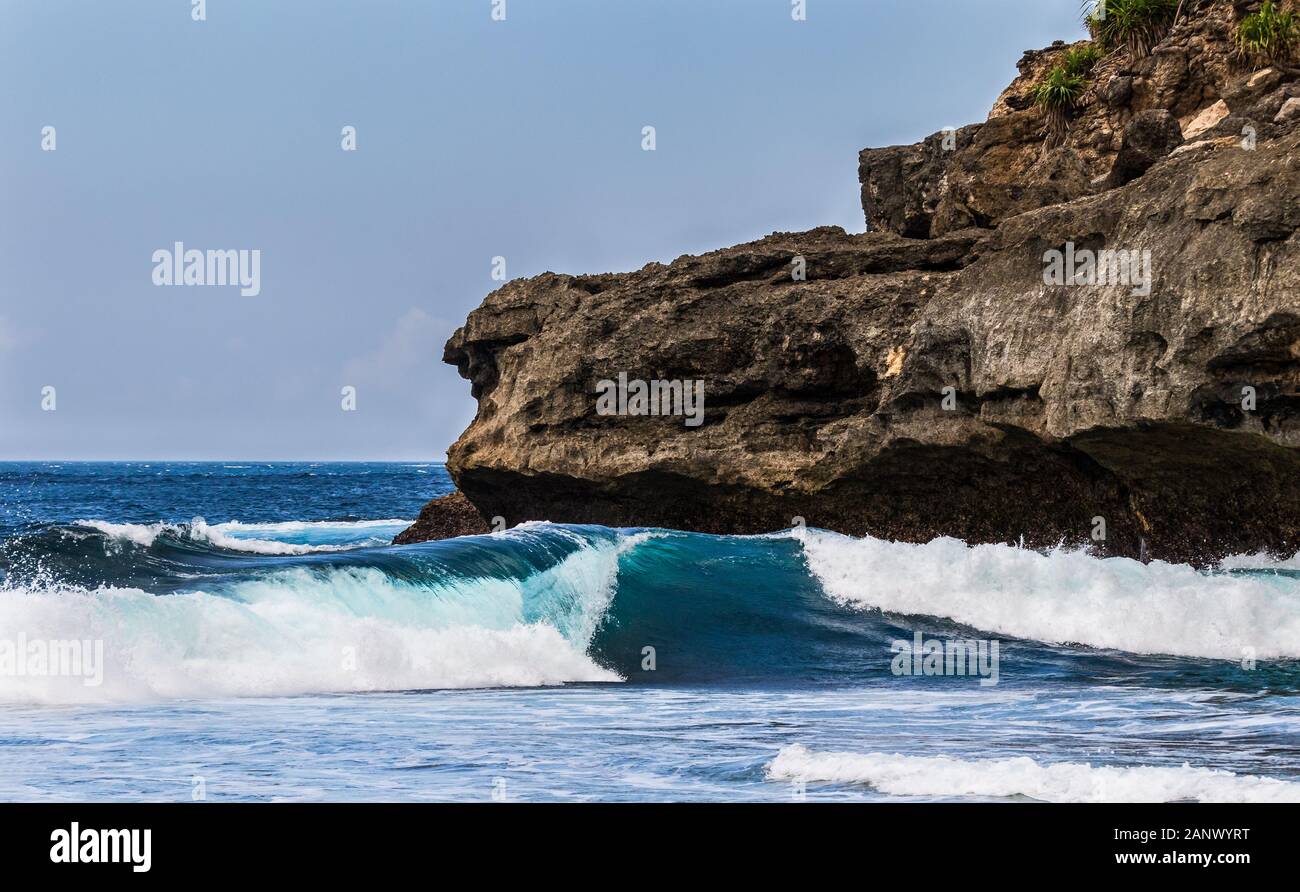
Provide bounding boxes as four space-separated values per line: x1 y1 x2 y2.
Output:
0 457 449 463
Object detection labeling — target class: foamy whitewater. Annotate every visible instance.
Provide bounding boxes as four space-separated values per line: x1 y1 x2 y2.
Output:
2 462 1298 801
797 529 1300 660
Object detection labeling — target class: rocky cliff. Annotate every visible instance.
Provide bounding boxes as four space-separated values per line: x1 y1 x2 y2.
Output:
859 0 1298 237
403 0 1300 565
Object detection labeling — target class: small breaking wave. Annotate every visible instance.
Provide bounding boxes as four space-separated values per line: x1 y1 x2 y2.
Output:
75 518 411 555
767 744 1300 802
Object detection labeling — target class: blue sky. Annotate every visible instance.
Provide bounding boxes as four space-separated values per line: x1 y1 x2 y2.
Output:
0 0 1087 460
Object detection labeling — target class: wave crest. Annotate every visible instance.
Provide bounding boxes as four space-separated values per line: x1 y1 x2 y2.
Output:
75 518 411 555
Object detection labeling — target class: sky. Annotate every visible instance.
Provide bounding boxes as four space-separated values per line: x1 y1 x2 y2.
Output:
0 0 1088 460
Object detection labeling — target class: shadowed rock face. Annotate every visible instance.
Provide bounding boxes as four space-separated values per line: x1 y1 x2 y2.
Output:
1106 109 1185 187
405 0 1300 565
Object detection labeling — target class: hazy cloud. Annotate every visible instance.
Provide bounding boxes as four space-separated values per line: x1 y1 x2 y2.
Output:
342 308 448 392
0 316 18 352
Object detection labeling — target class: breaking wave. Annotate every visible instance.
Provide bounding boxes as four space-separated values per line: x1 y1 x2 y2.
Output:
4 517 1300 704
796 529 1300 660
0 525 629 703
75 518 411 555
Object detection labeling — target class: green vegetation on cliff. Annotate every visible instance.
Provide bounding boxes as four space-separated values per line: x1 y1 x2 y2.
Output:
1236 1 1298 67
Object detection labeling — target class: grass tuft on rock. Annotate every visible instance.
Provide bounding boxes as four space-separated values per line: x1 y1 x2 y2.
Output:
1236 1 1298 68
1087 0 1180 58
1063 43 1104 77
1035 43 1101 142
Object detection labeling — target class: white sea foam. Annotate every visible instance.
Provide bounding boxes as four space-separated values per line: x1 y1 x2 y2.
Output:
0 533 628 703
767 744 1300 802
797 530 1300 660
1218 551 1300 571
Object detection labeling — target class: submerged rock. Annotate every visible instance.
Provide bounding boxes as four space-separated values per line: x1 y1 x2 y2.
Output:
393 491 489 544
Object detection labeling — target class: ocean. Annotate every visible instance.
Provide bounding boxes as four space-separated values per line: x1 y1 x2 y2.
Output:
1 461 1298 802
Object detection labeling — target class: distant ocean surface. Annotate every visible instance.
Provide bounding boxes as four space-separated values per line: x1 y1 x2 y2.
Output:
2 461 1299 802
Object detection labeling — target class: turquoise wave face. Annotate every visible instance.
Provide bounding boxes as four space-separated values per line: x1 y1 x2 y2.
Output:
590 531 894 684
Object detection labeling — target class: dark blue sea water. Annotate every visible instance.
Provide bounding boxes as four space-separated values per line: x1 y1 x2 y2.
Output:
2 461 1299 802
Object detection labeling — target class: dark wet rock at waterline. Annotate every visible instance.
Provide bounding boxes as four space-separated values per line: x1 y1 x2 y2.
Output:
393 491 490 544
